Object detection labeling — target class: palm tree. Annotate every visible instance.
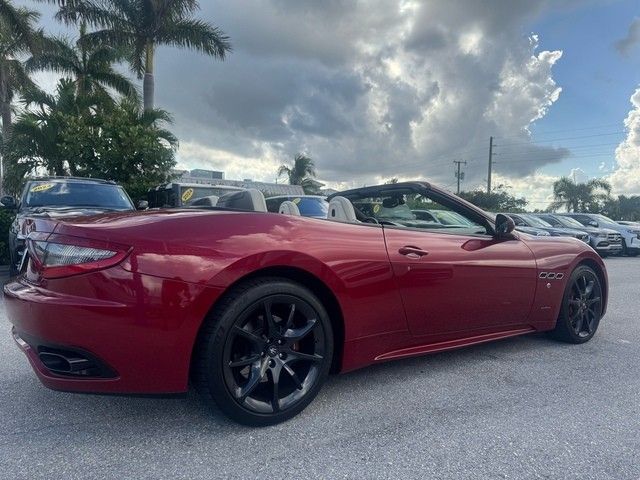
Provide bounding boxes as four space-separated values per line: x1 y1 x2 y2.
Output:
6 79 93 181
0 0 38 38
52 0 232 111
0 5 40 144
27 24 138 102
550 177 612 212
278 154 319 194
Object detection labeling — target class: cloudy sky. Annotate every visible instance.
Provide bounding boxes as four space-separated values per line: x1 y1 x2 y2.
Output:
18 0 640 207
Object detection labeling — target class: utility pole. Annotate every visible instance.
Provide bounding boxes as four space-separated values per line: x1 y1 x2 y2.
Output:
453 160 467 194
487 136 494 194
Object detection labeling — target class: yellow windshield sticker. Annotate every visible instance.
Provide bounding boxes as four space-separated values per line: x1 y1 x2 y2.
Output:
292 198 301 205
31 183 55 193
181 188 194 202
373 204 381 214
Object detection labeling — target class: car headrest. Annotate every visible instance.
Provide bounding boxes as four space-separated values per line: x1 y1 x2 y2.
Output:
216 189 267 212
278 201 301 216
328 196 358 223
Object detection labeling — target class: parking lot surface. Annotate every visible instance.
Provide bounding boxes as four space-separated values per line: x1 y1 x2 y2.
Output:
1 258 639 479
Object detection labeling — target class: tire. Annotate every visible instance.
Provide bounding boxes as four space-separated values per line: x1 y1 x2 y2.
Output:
193 277 334 426
549 265 603 344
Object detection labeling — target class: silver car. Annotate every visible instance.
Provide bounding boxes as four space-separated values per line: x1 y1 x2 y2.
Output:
560 213 639 257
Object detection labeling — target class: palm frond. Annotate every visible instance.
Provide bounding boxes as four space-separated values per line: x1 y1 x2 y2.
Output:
160 19 232 59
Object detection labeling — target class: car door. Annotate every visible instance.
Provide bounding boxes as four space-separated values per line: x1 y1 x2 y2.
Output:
376 194 537 338
384 227 538 338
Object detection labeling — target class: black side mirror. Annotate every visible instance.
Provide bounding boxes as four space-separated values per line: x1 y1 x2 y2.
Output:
495 213 515 238
137 200 149 211
1 195 17 209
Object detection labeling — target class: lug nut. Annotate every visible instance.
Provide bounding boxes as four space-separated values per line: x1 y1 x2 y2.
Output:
269 359 275 367
279 353 286 359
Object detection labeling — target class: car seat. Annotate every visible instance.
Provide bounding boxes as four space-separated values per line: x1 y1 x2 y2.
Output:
278 201 301 216
328 196 358 223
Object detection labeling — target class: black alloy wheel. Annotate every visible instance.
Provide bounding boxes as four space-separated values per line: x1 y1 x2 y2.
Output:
194 278 333 426
550 265 603 343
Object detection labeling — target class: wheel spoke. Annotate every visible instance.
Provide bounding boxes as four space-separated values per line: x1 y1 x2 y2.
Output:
285 303 296 329
585 280 595 297
283 363 304 390
270 368 281 412
285 318 317 342
568 299 581 306
573 315 584 333
236 362 265 401
584 310 594 334
233 325 263 346
229 354 261 368
264 300 278 337
587 297 601 306
288 351 324 363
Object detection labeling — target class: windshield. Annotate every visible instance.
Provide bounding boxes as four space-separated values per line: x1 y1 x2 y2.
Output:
590 214 618 226
23 181 134 210
430 210 474 226
521 214 552 228
555 215 586 229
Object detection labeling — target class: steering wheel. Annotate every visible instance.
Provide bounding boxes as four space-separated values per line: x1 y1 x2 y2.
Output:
362 217 379 224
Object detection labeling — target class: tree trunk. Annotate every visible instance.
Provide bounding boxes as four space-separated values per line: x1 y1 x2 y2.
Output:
0 66 11 195
143 42 155 111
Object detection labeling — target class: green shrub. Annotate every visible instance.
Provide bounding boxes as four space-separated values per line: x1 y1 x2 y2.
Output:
0 209 16 265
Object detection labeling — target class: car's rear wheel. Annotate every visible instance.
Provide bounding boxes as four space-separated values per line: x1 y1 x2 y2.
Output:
193 277 333 426
550 265 603 343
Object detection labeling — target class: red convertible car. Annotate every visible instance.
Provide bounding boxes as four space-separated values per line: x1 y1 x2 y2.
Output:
4 182 607 426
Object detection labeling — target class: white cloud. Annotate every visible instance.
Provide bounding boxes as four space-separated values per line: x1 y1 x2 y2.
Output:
20 0 573 191
608 87 640 195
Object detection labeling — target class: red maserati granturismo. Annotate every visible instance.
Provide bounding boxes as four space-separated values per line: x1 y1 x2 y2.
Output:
4 182 607 425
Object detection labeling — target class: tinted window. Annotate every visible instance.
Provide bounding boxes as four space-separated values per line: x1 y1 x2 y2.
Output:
538 215 562 227
23 182 133 210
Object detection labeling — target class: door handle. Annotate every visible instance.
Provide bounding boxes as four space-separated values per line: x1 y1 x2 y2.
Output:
398 246 429 258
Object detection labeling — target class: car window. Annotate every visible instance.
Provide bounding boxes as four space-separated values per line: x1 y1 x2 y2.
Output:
510 215 527 227
520 214 552 228
352 193 488 235
538 215 562 227
23 182 134 210
555 216 586 229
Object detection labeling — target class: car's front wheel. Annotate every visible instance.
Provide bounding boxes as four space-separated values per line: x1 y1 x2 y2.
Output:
193 277 333 426
550 265 603 343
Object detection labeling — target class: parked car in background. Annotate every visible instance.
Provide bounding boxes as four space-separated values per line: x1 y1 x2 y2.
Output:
560 213 638 257
507 213 590 243
0 177 137 276
265 195 329 218
147 182 244 208
618 221 640 227
534 213 622 257
485 212 550 236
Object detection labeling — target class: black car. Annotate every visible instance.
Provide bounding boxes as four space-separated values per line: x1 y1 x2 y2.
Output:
1 177 137 276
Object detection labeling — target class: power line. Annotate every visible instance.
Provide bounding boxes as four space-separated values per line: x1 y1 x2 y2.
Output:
497 131 625 147
495 122 623 139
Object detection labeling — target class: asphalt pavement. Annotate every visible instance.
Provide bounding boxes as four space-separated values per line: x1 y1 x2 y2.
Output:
0 258 639 479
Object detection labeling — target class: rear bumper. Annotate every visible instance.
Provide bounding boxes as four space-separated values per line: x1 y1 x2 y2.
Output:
4 268 222 394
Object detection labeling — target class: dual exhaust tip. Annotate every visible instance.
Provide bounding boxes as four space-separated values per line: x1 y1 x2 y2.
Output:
38 351 94 376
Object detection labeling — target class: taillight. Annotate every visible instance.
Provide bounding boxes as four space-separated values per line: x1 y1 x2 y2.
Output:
27 234 130 279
